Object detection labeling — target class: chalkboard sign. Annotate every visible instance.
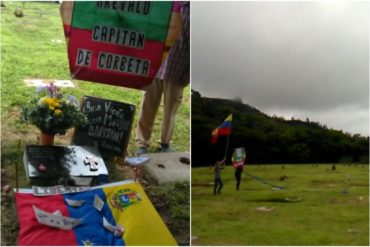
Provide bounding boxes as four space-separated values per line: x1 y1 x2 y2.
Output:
72 96 135 156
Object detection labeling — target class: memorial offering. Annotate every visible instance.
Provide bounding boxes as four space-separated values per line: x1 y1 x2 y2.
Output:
15 180 177 246
24 145 108 185
73 96 135 156
21 83 87 145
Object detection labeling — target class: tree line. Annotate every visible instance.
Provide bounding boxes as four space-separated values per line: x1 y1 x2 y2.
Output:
191 90 369 167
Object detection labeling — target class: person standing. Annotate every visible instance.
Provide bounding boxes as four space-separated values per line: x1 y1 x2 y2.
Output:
232 147 246 190
136 2 190 155
212 157 226 195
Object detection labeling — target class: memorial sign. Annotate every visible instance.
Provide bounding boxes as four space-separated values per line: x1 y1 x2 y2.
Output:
232 147 246 168
72 96 135 156
60 1 179 89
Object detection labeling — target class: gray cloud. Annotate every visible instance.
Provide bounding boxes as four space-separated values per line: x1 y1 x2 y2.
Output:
191 1 369 136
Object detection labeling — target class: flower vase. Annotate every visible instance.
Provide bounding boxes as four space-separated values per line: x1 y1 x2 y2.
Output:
39 132 55 146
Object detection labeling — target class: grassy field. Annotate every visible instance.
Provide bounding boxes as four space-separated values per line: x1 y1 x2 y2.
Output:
192 164 369 245
1 2 189 245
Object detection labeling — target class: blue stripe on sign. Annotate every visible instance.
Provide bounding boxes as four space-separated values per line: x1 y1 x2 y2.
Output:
64 189 125 246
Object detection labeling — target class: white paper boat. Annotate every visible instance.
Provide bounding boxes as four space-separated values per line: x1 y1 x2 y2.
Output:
124 156 150 166
103 216 124 236
33 205 81 230
65 198 86 207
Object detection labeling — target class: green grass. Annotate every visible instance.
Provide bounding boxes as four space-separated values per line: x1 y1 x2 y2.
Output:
1 2 189 245
192 164 369 245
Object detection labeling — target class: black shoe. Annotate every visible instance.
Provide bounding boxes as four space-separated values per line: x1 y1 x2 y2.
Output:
160 143 173 152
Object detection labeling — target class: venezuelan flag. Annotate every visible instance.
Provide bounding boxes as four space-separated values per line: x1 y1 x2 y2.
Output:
211 114 233 143
15 181 177 246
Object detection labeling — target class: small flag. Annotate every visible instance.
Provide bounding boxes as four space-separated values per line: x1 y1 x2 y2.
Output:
211 114 232 143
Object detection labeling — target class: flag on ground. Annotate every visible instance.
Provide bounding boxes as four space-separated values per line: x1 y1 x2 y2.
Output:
211 114 232 143
15 181 177 246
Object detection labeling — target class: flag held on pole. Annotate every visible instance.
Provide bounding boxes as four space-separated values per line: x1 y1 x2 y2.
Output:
211 114 232 143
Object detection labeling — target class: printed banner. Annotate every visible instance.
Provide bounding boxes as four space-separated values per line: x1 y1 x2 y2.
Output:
60 1 181 90
16 181 177 246
232 147 245 168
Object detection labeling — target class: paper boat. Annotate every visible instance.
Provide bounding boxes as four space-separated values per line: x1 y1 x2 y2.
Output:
33 205 81 230
124 156 150 166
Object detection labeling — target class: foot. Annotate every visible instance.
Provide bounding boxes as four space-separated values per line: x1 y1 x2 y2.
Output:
135 146 148 155
160 143 173 152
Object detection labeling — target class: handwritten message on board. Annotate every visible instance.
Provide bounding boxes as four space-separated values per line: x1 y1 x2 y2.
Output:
73 96 135 156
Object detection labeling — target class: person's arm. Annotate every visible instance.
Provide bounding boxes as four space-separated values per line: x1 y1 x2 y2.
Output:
220 158 226 167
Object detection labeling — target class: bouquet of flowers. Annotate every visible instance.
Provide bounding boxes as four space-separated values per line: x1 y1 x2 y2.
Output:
21 83 87 135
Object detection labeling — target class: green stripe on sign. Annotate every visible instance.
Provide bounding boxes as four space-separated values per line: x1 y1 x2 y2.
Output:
71 1 172 42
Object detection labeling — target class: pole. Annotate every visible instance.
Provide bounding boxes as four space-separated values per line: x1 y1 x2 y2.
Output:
224 134 231 161
15 161 19 192
16 139 21 192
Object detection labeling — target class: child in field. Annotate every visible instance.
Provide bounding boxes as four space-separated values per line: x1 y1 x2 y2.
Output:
211 157 226 195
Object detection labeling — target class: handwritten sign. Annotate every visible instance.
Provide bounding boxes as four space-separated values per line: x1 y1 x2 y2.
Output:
73 96 135 156
60 1 175 89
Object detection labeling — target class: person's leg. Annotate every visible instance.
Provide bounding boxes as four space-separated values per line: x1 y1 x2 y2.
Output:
213 178 218 195
236 170 241 190
239 172 242 189
136 79 164 153
218 179 223 194
160 80 185 149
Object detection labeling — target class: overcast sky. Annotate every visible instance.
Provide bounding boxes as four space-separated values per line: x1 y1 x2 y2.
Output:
191 1 369 136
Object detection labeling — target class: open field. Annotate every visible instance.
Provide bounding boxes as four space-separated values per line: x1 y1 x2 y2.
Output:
1 2 189 245
192 164 369 245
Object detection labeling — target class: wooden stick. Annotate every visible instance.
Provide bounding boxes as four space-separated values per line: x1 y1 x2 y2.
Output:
224 134 231 161
15 161 19 192
134 167 138 181
16 139 21 192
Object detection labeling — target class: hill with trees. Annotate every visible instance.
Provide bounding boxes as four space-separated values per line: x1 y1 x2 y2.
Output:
191 90 369 167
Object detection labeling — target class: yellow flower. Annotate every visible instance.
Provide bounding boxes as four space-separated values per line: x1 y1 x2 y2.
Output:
54 109 63 116
38 97 48 107
38 97 61 110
